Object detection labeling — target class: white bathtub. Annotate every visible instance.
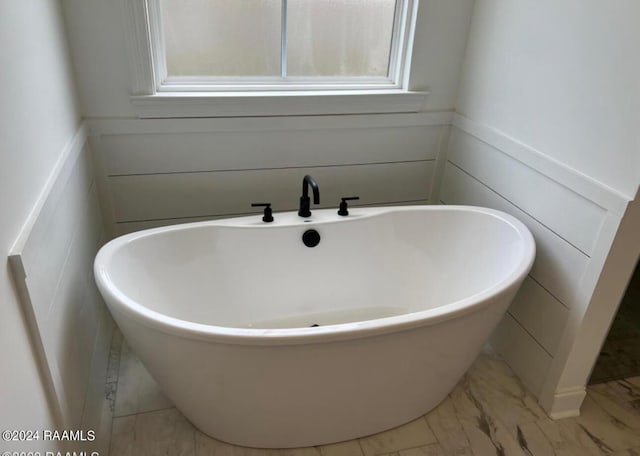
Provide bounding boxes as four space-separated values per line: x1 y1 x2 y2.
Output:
94 205 535 448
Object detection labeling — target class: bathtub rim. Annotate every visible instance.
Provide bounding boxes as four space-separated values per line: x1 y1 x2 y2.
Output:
95 205 535 346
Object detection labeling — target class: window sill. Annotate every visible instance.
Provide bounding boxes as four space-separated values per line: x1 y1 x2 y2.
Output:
130 90 429 118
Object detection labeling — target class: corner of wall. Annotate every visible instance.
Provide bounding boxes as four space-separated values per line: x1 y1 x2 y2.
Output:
440 114 636 420
539 190 640 417
9 122 115 450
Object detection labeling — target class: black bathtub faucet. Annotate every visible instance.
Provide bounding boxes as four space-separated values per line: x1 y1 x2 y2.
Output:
298 175 320 217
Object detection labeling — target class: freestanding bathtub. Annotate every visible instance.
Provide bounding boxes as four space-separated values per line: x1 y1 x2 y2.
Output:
94 205 535 448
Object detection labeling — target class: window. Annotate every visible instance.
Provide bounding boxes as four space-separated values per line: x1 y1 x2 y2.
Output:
157 0 402 90
126 0 425 117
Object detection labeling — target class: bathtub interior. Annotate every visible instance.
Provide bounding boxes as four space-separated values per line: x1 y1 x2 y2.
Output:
103 208 527 329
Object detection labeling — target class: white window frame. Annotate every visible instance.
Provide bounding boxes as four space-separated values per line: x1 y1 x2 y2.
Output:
123 0 428 117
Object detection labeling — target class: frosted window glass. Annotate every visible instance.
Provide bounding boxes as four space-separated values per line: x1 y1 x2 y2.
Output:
287 0 396 77
160 0 281 77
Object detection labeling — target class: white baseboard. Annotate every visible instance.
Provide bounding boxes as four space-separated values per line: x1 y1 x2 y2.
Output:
545 387 587 419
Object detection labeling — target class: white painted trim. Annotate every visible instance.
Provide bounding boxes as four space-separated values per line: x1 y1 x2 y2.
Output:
157 78 399 92
7 264 65 428
147 0 414 90
280 0 287 78
120 0 155 95
400 0 419 90
441 161 590 310
145 0 166 91
130 90 429 118
447 128 606 256
125 0 421 117
452 114 631 214
441 119 637 419
87 134 118 240
546 387 586 419
428 126 451 203
88 111 452 136
11 124 89 255
388 0 417 89
9 123 90 429
540 196 639 417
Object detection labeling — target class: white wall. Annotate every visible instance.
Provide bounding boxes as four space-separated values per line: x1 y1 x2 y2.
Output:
63 0 474 118
456 0 640 199
61 0 475 233
0 0 80 451
444 0 640 417
9 0 638 445
57 0 640 422
408 0 474 109
89 113 451 234
0 1 111 452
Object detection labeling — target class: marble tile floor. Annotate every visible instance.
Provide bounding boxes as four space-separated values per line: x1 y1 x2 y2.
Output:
107 333 640 456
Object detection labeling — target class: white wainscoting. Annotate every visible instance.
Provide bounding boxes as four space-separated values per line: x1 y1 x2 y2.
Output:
441 164 588 308
9 124 113 452
88 112 452 235
441 114 630 415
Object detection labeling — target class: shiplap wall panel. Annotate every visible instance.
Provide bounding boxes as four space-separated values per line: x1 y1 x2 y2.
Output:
43 260 95 425
508 277 568 355
92 115 448 233
21 150 93 321
92 112 452 135
43 183 105 426
490 314 552 397
114 199 431 235
441 120 630 412
80 294 113 455
448 130 606 255
441 163 588 307
9 127 112 435
103 126 442 176
109 161 434 222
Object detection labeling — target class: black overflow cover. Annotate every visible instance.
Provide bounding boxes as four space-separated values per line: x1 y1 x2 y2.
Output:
302 229 321 248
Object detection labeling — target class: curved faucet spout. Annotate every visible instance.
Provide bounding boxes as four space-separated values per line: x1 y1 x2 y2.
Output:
302 175 320 204
299 175 320 217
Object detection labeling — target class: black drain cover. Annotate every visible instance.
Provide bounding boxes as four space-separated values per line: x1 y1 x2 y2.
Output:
302 229 321 248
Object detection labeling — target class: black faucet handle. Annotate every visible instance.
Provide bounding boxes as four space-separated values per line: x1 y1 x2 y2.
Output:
251 203 274 223
338 196 360 216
